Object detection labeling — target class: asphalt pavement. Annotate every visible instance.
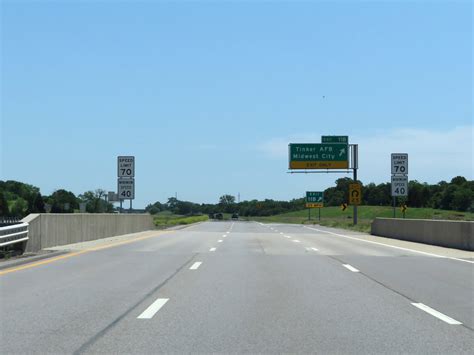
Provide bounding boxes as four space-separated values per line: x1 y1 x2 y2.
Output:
1 221 473 354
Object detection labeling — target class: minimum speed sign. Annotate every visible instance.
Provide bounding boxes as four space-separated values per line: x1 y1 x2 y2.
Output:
118 178 135 200
391 176 408 197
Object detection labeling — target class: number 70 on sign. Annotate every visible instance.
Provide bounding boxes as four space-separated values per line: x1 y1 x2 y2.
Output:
391 153 408 175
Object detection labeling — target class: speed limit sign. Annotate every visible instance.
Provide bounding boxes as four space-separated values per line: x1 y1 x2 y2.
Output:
117 156 135 177
391 153 408 175
118 178 135 199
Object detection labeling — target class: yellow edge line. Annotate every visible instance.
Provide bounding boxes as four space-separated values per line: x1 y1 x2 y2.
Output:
0 231 173 276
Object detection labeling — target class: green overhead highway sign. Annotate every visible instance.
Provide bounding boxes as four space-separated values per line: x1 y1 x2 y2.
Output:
321 136 348 144
289 143 349 169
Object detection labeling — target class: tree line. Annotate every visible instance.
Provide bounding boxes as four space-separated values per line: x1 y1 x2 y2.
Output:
1 175 472 219
145 176 473 217
0 180 114 218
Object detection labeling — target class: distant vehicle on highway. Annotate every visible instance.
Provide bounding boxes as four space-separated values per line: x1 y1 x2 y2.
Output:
231 213 239 220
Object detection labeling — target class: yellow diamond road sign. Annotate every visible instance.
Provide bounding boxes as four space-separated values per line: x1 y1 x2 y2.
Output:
349 183 361 205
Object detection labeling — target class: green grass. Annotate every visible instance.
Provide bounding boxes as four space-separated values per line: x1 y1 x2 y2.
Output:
153 214 208 228
249 206 474 233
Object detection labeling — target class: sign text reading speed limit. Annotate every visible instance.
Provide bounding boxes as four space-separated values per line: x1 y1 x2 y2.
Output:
118 178 135 199
391 153 408 175
117 156 135 177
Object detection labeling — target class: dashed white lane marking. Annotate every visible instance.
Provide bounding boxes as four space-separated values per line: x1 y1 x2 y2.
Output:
411 303 462 325
280 232 284 235
218 240 223 243
137 298 169 319
303 226 474 264
306 247 319 252
209 248 216 252
189 262 202 270
292 240 301 243
311 247 319 251
225 232 230 234
342 264 360 272
223 235 227 238
285 236 292 238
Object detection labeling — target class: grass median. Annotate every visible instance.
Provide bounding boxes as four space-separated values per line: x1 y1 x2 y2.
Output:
153 214 208 228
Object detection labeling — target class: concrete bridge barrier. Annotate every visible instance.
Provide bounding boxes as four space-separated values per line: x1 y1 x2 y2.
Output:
371 218 474 251
22 213 154 253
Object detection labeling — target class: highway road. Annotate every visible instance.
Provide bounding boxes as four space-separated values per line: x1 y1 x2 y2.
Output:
1 221 473 354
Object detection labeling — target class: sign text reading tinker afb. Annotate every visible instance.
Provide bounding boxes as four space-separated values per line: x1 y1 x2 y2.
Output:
289 143 348 169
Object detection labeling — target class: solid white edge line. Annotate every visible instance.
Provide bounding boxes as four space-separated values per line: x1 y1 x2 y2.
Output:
303 226 474 264
209 247 216 252
411 303 462 325
137 298 169 319
342 264 360 272
189 262 202 270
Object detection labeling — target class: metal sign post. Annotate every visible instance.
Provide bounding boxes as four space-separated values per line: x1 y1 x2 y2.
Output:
352 145 359 225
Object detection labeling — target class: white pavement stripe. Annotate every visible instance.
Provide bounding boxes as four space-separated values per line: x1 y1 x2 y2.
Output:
285 236 292 238
411 303 462 325
280 232 284 235
189 262 202 270
137 298 169 319
311 247 319 251
292 240 301 243
218 240 223 243
223 235 227 238
209 248 216 252
303 226 474 264
342 264 360 272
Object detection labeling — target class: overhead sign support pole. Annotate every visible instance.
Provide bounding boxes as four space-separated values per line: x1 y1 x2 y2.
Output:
352 144 359 225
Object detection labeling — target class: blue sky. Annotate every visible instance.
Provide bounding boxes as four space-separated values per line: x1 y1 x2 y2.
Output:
1 0 472 207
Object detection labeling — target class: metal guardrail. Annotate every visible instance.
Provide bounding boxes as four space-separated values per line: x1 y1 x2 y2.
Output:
0 222 29 247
